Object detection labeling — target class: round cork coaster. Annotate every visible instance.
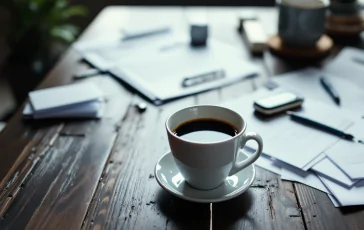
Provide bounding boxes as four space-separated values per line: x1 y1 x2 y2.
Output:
267 34 333 59
327 14 364 25
326 14 364 36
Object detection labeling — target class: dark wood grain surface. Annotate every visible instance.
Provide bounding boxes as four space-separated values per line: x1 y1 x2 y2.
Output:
0 6 363 230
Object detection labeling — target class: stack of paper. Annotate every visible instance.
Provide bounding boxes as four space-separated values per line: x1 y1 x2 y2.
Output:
223 84 364 207
225 88 355 169
23 82 104 119
253 50 364 207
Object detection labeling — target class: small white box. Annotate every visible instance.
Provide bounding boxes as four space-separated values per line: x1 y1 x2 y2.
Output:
242 20 267 53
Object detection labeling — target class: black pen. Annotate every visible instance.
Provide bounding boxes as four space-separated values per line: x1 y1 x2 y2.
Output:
287 111 364 144
320 77 340 106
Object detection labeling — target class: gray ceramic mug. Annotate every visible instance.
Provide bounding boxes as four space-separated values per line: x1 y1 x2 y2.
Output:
278 0 329 47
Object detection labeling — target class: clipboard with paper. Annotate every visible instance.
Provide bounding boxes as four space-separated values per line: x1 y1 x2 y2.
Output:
109 39 259 104
74 33 260 104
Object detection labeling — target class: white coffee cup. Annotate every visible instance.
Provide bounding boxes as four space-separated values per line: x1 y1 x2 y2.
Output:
165 105 263 190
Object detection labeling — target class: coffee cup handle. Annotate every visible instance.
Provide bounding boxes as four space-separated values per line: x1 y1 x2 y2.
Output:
228 132 263 176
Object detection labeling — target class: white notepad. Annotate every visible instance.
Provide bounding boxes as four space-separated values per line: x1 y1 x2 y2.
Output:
29 82 103 113
23 100 104 119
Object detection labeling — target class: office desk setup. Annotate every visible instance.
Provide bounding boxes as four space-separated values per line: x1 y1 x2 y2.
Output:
0 6 364 230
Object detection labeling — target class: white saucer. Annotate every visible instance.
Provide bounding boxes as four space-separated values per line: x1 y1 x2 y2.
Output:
155 151 256 203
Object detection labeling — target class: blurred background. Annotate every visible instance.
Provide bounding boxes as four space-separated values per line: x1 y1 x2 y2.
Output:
0 0 275 124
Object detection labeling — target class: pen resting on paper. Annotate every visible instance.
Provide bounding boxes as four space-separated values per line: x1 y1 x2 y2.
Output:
287 111 364 144
320 77 340 106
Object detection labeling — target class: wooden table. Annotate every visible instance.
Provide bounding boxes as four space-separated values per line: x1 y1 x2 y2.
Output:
0 6 363 230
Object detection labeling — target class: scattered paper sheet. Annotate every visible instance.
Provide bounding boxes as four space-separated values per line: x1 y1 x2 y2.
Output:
326 142 364 180
324 47 364 89
303 153 326 171
328 194 341 207
223 89 354 170
278 162 330 194
271 68 364 115
243 147 282 175
312 157 359 188
319 175 364 206
325 119 364 180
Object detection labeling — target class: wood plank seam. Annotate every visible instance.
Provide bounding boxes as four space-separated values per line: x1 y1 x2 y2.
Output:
80 103 134 230
293 183 308 230
0 123 63 191
267 185 276 219
0 140 37 191
210 203 212 230
0 119 124 229
80 95 212 229
249 182 277 220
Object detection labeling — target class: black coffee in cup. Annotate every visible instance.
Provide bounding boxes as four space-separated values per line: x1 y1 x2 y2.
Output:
166 105 263 190
173 118 238 143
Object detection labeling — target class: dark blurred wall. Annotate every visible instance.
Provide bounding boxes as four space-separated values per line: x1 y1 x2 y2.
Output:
70 0 275 34
0 0 274 119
